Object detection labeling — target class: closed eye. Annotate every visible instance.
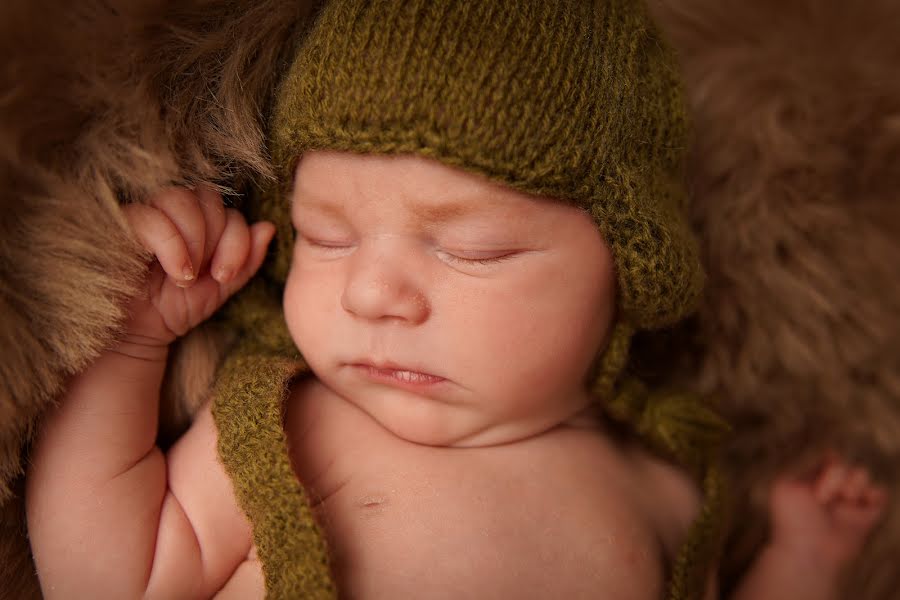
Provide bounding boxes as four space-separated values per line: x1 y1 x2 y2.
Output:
304 238 351 248
296 233 355 252
437 250 519 266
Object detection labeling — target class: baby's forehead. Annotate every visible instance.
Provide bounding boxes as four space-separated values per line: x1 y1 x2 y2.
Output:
289 151 567 222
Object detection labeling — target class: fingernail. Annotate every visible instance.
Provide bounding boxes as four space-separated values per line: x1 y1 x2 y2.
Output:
182 264 194 281
214 266 233 283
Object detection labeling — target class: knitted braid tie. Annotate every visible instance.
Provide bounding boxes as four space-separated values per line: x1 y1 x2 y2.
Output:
212 350 337 599
669 467 728 600
213 284 337 598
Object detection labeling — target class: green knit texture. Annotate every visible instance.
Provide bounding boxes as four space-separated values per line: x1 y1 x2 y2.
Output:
669 466 729 600
213 286 337 599
213 353 336 599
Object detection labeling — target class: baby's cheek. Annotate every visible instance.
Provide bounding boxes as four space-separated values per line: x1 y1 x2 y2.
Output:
473 291 608 401
458 303 564 393
283 273 321 353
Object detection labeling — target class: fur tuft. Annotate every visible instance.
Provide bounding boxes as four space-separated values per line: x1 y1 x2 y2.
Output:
1 0 314 496
651 1 900 596
0 1 314 596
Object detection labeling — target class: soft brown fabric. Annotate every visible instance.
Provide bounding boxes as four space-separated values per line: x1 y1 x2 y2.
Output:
1 0 313 495
649 1 900 596
2 1 898 598
0 2 314 597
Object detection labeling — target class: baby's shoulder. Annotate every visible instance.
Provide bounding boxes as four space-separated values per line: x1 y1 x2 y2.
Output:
497 427 698 596
544 425 702 563
609 430 703 562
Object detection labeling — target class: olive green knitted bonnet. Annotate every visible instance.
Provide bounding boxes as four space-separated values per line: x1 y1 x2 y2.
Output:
265 0 703 331
212 1 728 598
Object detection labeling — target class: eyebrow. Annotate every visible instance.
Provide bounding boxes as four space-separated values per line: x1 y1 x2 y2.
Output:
409 198 490 223
293 191 509 224
292 197 346 220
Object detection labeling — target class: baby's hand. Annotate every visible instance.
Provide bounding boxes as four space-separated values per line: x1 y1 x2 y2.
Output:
769 453 888 572
121 186 275 347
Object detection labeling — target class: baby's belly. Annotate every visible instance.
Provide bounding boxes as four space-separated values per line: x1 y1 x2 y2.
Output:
307 434 666 598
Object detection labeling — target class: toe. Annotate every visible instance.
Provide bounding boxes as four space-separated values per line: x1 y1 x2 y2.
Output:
815 461 851 504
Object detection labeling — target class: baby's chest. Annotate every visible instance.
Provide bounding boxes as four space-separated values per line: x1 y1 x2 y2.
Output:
317 460 664 599
284 385 667 598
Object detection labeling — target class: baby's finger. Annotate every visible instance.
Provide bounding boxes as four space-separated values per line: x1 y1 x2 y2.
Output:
123 203 194 285
218 222 276 298
149 188 206 283
196 186 227 273
209 209 251 284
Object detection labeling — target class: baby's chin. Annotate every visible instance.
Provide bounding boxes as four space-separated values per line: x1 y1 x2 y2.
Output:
358 392 599 448
369 409 563 449
312 367 580 448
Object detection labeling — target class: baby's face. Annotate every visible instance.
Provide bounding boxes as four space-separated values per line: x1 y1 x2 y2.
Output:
284 151 615 447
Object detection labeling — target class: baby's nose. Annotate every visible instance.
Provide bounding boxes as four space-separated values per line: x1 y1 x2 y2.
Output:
340 244 430 324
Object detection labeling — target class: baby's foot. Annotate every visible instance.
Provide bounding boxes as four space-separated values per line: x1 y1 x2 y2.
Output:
769 454 888 572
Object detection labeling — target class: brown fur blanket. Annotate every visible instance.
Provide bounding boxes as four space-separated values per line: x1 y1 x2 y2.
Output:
2 1 898 598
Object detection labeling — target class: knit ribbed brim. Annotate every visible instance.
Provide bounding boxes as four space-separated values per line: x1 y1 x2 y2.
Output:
263 0 704 331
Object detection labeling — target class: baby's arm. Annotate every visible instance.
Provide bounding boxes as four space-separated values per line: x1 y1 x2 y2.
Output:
26 188 275 598
730 455 887 600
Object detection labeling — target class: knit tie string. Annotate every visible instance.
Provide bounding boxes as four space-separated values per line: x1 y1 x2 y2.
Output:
590 319 729 475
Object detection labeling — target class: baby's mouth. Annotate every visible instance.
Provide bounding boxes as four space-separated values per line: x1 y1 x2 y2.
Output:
351 362 446 388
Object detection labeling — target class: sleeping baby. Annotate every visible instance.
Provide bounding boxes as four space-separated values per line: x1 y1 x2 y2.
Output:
25 1 886 598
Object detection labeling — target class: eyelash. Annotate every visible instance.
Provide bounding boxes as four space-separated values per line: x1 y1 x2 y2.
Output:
298 233 516 266
439 252 516 266
297 234 352 249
